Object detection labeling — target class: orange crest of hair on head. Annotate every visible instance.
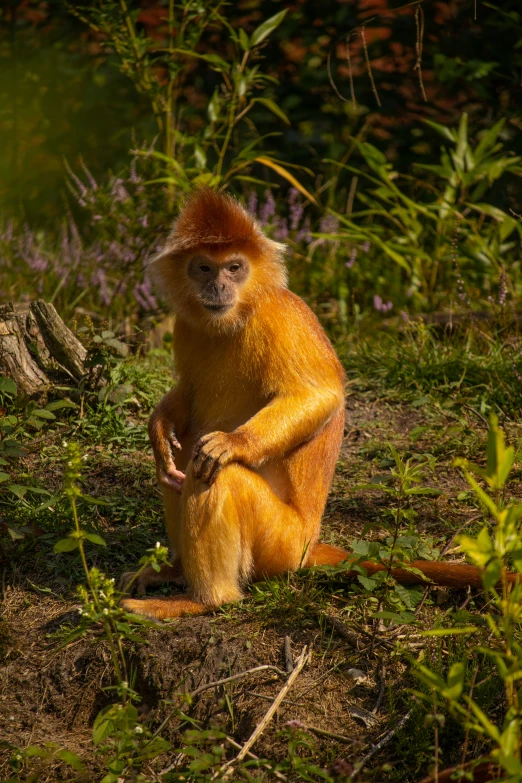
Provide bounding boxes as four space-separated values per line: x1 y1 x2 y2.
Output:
150 187 287 310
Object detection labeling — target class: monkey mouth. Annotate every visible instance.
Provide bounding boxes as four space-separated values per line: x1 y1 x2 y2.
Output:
203 302 233 313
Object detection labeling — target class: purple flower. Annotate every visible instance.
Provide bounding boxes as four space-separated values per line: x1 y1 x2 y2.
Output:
361 240 371 253
259 190 276 224
498 267 507 306
134 277 157 311
329 758 354 777
273 216 289 241
284 720 306 730
80 158 98 190
345 247 357 268
373 295 393 312
129 157 139 183
91 269 112 306
110 178 129 203
0 221 14 243
295 215 312 244
288 188 304 230
246 191 258 216
319 215 339 235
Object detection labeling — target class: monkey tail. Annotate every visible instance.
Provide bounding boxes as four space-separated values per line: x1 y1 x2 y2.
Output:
305 543 517 589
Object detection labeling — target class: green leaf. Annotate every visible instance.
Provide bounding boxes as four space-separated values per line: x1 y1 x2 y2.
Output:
421 626 479 637
0 472 9 482
84 532 107 547
250 9 288 46
35 494 59 512
80 493 111 506
373 610 414 624
483 558 502 590
253 97 290 125
8 484 28 499
238 28 250 51
422 119 457 142
26 486 50 495
460 471 499 518
56 749 85 772
443 661 465 700
31 409 56 420
358 575 378 591
465 697 501 741
404 487 442 496
208 89 220 123
0 376 17 396
459 526 494 567
54 537 80 553
45 400 77 411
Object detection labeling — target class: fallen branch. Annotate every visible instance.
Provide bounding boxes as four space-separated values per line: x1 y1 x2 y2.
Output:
152 664 287 742
216 646 309 779
307 725 358 745
189 665 287 699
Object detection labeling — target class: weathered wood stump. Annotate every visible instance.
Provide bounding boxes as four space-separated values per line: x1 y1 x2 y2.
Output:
0 301 87 396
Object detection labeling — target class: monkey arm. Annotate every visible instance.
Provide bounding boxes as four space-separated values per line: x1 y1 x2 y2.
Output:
149 383 191 492
193 385 343 483
233 386 344 464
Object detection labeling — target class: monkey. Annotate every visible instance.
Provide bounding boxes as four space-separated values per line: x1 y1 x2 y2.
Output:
120 188 515 620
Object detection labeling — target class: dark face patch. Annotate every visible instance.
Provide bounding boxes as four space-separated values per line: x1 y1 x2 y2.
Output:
187 256 250 313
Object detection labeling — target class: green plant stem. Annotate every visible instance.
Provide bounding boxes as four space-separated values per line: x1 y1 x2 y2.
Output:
119 0 164 136
216 50 249 179
165 0 176 204
71 494 125 685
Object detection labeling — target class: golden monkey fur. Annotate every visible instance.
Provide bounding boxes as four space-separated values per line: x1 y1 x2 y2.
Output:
121 189 514 620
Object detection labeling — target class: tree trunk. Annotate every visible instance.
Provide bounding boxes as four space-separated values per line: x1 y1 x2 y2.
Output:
0 301 87 397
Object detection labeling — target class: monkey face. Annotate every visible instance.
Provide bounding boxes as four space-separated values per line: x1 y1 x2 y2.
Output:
187 255 251 316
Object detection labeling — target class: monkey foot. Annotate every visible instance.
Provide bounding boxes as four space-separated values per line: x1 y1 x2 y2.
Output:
118 562 185 596
121 595 209 620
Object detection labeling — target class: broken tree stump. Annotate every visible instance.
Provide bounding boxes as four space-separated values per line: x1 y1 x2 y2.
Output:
0 301 87 396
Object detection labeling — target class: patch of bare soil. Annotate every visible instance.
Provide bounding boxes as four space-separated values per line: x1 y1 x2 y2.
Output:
0 394 491 781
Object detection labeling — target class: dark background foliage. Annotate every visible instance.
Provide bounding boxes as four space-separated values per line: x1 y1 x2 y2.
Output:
2 0 521 224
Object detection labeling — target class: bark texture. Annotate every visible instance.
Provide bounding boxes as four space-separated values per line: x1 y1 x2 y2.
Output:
0 301 86 396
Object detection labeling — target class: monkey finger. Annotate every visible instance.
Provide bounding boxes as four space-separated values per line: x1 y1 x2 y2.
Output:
194 431 222 456
169 433 182 452
206 456 226 485
195 453 216 483
193 444 215 475
194 441 224 478
201 449 228 484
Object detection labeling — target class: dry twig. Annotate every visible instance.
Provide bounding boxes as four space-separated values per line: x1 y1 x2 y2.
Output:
215 646 310 779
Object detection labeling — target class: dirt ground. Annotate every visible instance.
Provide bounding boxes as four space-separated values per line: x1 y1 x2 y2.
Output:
0 393 507 781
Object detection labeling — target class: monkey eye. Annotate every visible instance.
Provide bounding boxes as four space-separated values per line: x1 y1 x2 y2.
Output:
229 263 241 272
199 264 211 273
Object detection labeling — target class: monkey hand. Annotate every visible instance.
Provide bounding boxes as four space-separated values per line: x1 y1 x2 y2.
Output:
193 431 246 485
151 423 186 494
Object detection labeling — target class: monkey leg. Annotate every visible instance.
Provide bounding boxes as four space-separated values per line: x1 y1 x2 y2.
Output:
122 463 309 620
